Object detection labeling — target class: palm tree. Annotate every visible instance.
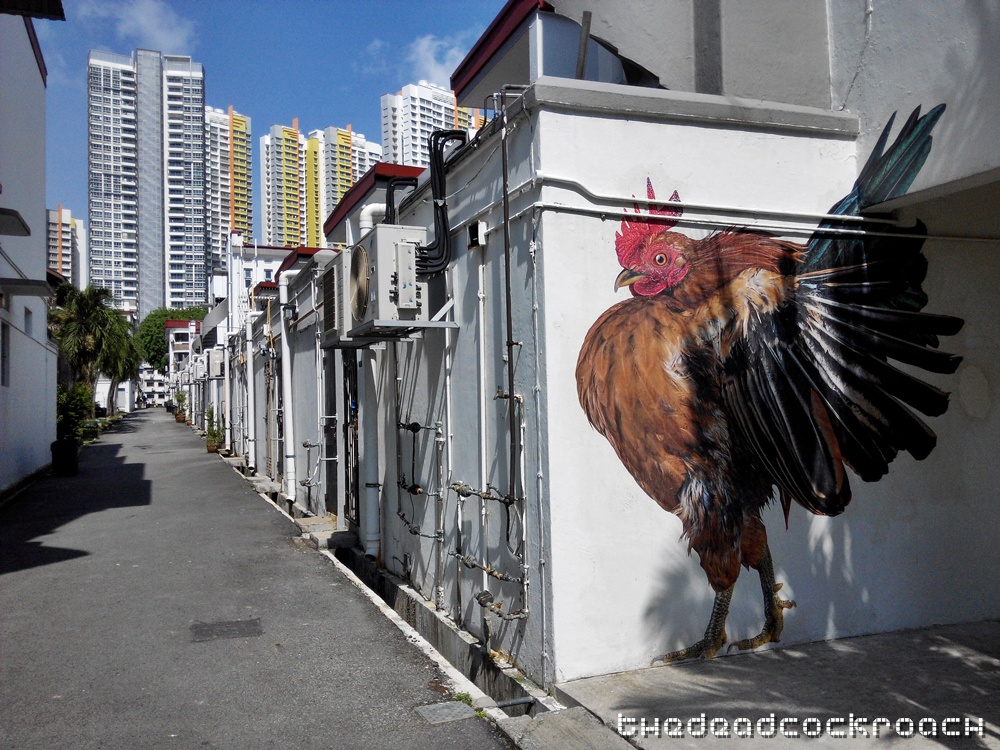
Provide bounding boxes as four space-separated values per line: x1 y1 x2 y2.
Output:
50 284 141 416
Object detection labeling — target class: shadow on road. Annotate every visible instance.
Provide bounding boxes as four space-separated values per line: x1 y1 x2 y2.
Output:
0 430 152 576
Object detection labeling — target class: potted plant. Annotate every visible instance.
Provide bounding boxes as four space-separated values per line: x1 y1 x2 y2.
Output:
51 382 91 477
205 405 223 452
174 391 186 423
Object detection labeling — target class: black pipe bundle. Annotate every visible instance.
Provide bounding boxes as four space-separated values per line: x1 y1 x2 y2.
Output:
416 129 468 277
384 176 418 225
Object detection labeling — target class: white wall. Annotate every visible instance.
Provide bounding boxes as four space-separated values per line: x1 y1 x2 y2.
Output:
829 0 1000 198
535 100 865 681
532 82 997 681
287 270 325 514
371 108 552 682
370 77 996 686
0 16 58 493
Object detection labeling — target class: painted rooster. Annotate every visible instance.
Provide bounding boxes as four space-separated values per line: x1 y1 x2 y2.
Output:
576 105 963 661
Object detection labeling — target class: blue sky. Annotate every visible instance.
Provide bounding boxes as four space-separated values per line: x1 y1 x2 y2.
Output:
34 0 505 239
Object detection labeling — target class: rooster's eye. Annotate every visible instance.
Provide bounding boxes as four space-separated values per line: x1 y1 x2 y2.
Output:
653 253 668 265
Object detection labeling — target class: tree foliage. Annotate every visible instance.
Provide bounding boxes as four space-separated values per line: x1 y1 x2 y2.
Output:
136 306 207 373
49 284 141 416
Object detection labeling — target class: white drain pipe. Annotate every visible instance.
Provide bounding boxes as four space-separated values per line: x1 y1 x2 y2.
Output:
359 203 385 235
279 270 300 505
361 349 381 559
245 312 259 473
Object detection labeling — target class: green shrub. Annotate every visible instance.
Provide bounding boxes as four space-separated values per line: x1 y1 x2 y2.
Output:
57 383 93 443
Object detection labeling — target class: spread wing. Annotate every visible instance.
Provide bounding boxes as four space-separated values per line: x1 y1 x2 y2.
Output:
721 104 963 519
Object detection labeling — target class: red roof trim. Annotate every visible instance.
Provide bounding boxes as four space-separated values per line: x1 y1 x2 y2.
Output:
275 247 320 279
322 162 424 237
164 319 199 329
450 0 553 100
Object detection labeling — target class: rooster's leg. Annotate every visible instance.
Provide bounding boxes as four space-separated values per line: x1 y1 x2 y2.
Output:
729 544 795 653
653 585 733 664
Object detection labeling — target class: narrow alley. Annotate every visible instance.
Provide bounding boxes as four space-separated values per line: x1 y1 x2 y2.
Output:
0 410 513 749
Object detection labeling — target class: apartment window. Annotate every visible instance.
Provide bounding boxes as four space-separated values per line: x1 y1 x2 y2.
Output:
24 308 33 339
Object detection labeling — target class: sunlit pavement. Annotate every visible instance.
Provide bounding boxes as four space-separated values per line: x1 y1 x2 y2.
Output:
0 409 512 750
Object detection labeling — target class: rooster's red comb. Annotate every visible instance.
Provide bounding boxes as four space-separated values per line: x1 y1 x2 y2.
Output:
615 179 682 266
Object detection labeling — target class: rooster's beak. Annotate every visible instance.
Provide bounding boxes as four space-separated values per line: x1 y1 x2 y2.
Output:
615 268 645 291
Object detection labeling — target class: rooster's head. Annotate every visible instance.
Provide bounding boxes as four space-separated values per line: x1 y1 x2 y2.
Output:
614 179 690 296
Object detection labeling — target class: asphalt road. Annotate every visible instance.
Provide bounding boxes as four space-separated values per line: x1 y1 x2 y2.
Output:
0 409 512 750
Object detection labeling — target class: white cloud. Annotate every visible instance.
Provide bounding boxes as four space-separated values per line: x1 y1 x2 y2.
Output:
406 33 473 89
355 38 390 77
77 0 196 55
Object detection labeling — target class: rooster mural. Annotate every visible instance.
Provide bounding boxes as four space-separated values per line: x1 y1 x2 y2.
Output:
576 105 963 661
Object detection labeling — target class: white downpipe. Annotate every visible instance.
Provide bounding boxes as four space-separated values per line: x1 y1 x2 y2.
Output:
279 270 300 505
361 349 381 558
245 313 258 473
359 203 386 235
223 337 231 451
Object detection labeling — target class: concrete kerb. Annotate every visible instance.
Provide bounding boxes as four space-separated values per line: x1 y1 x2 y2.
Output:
219 454 631 749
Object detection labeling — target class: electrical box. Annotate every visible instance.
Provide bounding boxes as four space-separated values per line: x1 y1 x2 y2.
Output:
208 348 224 379
349 224 428 328
321 224 440 348
191 354 207 381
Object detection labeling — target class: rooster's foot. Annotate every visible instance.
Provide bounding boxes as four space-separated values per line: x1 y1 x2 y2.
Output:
729 583 796 653
652 585 733 665
654 631 727 664
729 546 796 653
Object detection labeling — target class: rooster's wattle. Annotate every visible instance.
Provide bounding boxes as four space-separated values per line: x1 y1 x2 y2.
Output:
576 105 964 660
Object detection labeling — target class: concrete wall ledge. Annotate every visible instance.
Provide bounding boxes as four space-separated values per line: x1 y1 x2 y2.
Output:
334 546 558 715
525 75 860 137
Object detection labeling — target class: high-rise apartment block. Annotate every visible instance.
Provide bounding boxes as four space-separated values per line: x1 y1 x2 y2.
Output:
46 206 86 288
205 106 253 273
262 122 380 247
261 121 306 247
380 81 480 168
87 49 207 319
315 125 382 210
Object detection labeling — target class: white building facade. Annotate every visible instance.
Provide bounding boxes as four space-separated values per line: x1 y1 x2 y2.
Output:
1 12 60 496
380 80 477 168
86 51 139 313
87 49 207 319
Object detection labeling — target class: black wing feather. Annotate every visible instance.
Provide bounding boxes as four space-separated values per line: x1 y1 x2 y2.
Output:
721 104 963 517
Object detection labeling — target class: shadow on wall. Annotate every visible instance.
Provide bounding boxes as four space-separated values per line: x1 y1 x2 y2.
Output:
919 1 1000 193
0 419 152 575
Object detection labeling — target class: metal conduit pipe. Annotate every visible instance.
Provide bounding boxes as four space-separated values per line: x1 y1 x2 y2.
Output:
498 87 520 509
440 269 458 619
476 258 489 630
434 422 446 609
527 224 551 684
278 270 300 504
312 269 324 515
500 201 994 244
